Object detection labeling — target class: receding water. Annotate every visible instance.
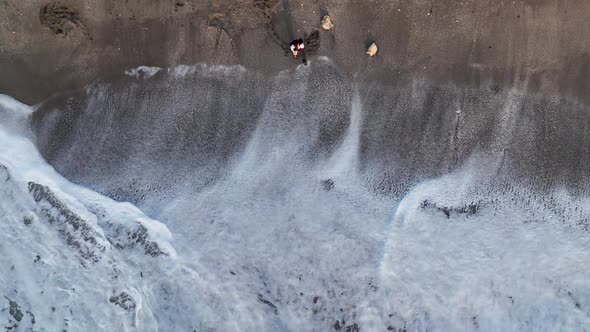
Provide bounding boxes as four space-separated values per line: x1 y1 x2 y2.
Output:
1 59 589 331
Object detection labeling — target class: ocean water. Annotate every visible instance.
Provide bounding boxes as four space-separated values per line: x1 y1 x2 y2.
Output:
1 60 589 331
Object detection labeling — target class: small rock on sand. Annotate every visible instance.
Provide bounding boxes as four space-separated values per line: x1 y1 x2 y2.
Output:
366 42 378 56
321 15 334 30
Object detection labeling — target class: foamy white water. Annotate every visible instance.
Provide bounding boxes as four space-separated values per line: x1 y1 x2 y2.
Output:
2 61 590 332
323 92 363 182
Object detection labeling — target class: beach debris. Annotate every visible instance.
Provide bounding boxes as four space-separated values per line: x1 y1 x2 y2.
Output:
366 42 378 56
321 15 334 30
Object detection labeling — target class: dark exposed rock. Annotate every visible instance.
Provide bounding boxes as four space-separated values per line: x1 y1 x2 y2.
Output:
420 199 481 218
257 293 278 315
321 179 335 191
23 216 33 226
345 323 359 332
13 169 166 263
28 182 106 262
128 224 166 257
26 310 36 325
109 223 167 257
4 297 24 323
334 320 341 330
0 164 9 182
387 327 407 332
109 292 136 312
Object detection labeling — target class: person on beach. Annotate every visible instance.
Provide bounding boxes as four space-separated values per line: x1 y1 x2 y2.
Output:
289 39 305 59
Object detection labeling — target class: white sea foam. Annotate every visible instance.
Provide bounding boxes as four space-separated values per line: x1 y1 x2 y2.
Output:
125 64 247 79
2 67 590 332
124 66 162 79
0 95 192 331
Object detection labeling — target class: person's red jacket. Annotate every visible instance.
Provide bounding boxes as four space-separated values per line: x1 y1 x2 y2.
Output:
290 40 305 58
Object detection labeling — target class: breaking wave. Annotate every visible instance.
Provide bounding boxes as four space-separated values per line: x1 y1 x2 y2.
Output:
2 60 589 331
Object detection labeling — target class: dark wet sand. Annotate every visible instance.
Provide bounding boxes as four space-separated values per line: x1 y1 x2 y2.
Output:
1 0 589 105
